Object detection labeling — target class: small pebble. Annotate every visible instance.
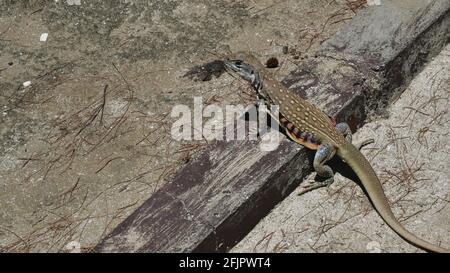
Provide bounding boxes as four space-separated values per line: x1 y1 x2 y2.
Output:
23 81 32 87
66 0 81 5
40 33 48 42
367 0 381 6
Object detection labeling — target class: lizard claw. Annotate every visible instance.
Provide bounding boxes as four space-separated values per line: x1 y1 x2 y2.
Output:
297 177 334 196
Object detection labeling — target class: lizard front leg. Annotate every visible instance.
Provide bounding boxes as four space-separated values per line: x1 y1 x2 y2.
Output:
298 143 336 195
254 94 274 138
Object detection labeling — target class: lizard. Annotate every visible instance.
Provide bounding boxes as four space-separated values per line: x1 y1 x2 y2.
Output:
223 51 449 253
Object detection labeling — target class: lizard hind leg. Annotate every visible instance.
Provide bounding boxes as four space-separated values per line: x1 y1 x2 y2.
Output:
335 122 352 143
335 122 374 150
298 143 336 195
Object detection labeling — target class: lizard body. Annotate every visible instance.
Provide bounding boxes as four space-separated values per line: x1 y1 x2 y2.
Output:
224 52 449 253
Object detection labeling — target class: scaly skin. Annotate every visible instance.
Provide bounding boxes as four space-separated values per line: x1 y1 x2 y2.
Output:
224 52 449 253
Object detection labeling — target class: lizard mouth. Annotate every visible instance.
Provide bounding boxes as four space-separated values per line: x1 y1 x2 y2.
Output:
223 59 240 72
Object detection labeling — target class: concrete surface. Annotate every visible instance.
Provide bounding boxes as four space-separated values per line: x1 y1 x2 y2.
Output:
232 44 450 253
0 0 360 252
1 0 448 253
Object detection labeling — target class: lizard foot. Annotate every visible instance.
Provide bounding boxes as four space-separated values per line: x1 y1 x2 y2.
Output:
297 177 334 196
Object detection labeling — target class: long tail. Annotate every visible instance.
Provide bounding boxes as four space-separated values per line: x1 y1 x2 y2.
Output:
337 141 449 253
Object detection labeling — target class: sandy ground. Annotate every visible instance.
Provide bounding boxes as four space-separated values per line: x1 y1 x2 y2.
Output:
232 44 450 253
0 0 364 252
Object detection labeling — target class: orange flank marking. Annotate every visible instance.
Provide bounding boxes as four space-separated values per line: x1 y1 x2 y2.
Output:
285 129 319 150
329 116 337 126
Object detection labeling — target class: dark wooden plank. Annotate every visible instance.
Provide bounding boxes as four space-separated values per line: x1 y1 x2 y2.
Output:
95 0 450 252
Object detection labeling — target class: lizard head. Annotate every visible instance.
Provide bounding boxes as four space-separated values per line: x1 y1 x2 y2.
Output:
223 58 257 83
223 52 265 84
